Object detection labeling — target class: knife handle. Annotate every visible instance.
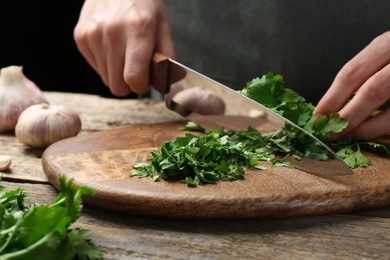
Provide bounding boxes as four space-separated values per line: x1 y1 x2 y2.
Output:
150 52 170 94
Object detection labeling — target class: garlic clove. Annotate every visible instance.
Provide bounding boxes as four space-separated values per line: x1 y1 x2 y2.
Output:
15 103 82 148
172 87 226 115
0 65 48 132
0 155 11 171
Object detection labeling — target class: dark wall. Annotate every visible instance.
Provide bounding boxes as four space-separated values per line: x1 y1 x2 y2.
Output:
165 0 390 104
0 1 135 98
2 1 389 103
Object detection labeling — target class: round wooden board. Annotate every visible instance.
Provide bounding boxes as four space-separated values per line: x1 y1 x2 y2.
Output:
42 121 390 218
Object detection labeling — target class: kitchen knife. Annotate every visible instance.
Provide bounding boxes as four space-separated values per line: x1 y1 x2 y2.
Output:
150 52 353 176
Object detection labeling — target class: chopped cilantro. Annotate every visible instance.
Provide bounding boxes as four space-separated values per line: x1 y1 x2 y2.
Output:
131 128 283 187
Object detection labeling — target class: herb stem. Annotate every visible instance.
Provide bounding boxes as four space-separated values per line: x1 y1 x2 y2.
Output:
0 215 24 254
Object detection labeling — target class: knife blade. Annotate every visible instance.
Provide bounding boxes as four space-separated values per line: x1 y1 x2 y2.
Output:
150 53 353 176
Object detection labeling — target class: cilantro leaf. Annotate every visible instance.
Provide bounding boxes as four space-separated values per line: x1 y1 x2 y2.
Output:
0 176 102 259
240 73 284 108
308 113 348 141
337 144 371 168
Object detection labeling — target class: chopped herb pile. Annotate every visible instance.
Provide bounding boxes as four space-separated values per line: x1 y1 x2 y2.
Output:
0 176 102 259
131 73 389 187
131 127 292 187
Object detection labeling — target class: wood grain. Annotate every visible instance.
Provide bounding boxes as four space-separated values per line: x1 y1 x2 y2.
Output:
42 121 390 218
3 180 390 259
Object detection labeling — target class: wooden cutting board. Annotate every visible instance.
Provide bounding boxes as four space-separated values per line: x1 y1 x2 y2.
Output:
42 120 390 218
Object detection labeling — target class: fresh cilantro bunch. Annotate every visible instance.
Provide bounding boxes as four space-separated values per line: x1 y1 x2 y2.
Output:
241 72 389 167
0 176 102 259
241 73 315 127
241 73 347 159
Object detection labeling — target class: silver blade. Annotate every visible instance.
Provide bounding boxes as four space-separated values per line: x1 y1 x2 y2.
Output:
150 54 353 176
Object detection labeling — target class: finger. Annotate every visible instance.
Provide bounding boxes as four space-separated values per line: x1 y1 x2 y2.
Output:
104 24 132 97
315 32 390 115
73 26 99 73
85 22 109 87
123 16 156 94
338 62 390 135
350 107 390 141
155 11 177 60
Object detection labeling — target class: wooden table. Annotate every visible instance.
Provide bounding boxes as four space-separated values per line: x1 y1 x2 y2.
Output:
1 92 389 259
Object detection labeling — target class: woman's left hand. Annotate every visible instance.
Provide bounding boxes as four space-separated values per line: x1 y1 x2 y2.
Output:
315 31 390 140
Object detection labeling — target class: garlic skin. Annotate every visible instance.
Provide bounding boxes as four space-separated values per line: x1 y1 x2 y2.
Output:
172 87 226 115
15 103 82 148
0 155 11 171
0 65 48 132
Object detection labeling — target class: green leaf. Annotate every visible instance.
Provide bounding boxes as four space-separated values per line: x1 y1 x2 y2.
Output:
0 177 102 259
0 229 102 260
0 232 73 260
69 229 103 260
337 145 371 168
53 176 95 223
361 141 390 156
312 113 348 141
12 205 70 248
179 122 205 132
240 72 284 107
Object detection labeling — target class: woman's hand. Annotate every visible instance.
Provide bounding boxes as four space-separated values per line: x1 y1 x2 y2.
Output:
74 0 176 96
315 31 390 140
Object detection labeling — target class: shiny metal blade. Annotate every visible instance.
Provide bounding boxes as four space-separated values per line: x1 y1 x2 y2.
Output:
150 53 353 176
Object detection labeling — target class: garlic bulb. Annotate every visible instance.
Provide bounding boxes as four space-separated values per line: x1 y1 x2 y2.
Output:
15 103 82 148
0 65 48 132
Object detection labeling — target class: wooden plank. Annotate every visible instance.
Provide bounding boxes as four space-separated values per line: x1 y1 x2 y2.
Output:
2 181 390 259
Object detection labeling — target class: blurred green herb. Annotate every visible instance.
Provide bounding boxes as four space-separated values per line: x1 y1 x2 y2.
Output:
0 176 102 259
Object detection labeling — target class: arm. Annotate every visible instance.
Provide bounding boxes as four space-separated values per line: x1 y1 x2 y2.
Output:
73 0 176 96
314 31 390 141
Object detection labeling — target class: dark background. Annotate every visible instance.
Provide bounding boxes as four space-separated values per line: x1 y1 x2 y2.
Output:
166 0 390 104
1 1 389 103
0 1 131 98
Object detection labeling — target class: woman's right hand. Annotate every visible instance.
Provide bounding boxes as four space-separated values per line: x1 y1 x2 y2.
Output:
74 0 176 96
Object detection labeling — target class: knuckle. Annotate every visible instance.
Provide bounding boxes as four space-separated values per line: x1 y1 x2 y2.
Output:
127 12 155 32
73 26 83 42
77 21 103 43
373 31 390 45
123 72 148 94
363 76 389 104
123 71 137 86
102 21 122 39
110 85 132 97
338 61 360 84
97 13 154 40
73 25 94 45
